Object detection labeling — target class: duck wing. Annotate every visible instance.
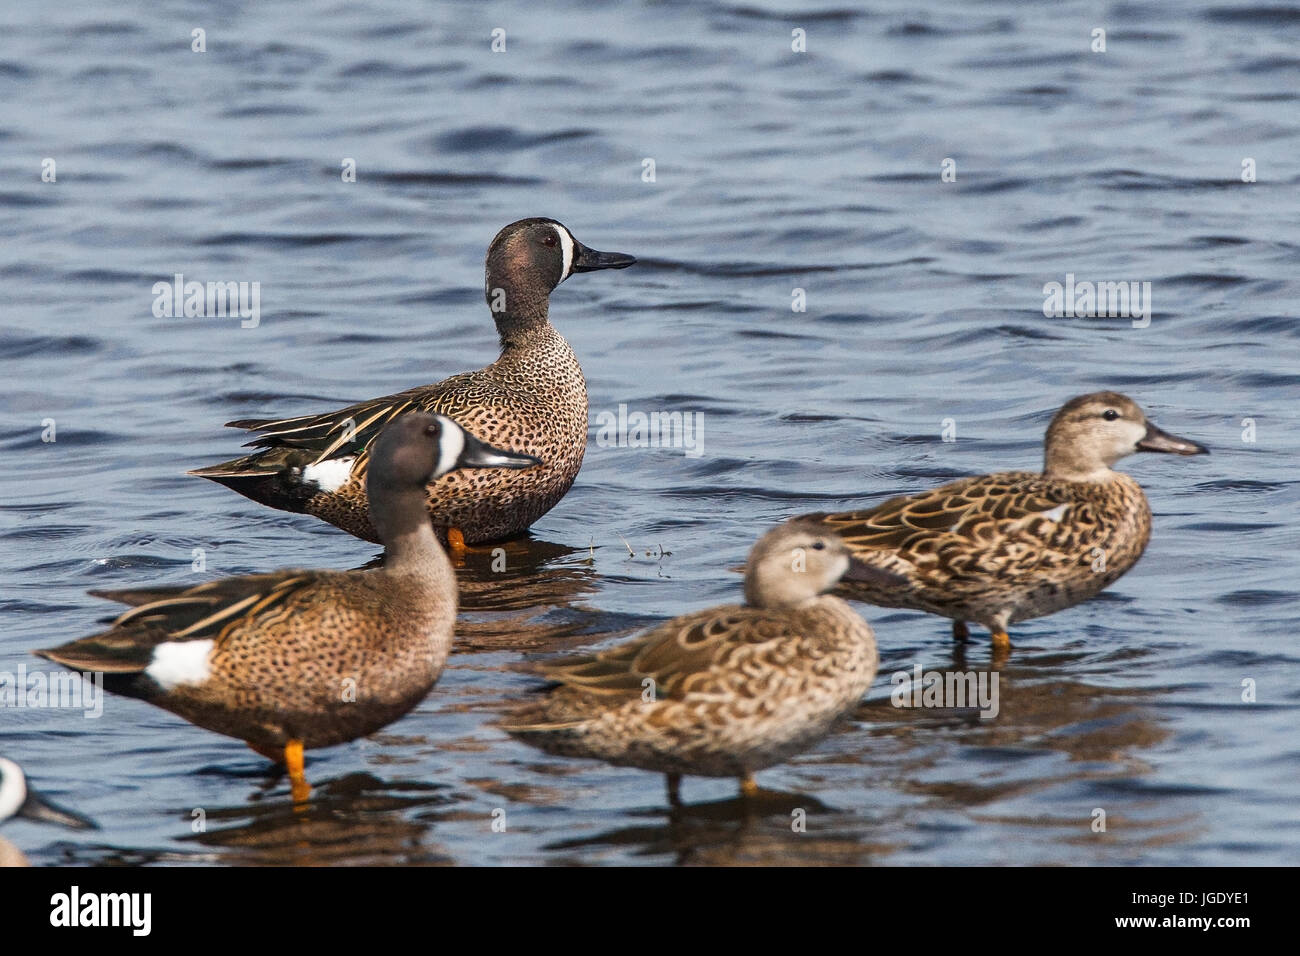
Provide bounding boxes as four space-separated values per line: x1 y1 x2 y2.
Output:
808 472 1069 552
37 572 325 674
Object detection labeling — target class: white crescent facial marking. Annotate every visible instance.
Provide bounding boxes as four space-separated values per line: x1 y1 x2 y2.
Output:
0 758 26 822
433 415 465 478
554 223 575 281
303 457 356 493
145 640 214 691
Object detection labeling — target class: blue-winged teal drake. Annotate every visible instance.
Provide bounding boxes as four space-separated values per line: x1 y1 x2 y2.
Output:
37 414 538 801
801 392 1208 650
0 758 96 867
504 519 900 805
188 219 634 550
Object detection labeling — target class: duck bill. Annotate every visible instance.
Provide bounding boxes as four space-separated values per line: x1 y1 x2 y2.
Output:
571 241 636 273
456 431 541 471
843 557 908 590
19 789 97 830
1136 423 1209 456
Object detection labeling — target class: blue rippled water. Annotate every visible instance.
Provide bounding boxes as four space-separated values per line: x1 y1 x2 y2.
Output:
1 0 1298 865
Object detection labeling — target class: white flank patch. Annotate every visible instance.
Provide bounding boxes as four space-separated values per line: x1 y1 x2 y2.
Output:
303 456 355 492
145 640 214 691
554 223 575 280
0 758 26 822
1040 504 1069 523
434 415 465 478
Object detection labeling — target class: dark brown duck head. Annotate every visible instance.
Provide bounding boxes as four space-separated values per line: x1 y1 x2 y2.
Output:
366 413 539 551
744 519 903 609
483 218 635 335
1043 391 1208 482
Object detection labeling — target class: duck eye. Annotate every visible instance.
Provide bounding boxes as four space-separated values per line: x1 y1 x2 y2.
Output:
542 234 557 247
811 541 826 551
424 423 439 437
1102 409 1119 421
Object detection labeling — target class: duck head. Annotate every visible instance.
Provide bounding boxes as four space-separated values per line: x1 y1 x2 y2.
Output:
744 519 901 608
0 758 96 830
366 413 539 546
483 218 635 333
1043 391 1208 481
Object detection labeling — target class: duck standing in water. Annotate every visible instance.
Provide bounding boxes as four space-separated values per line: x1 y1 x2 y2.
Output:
37 414 538 801
801 392 1208 649
505 520 899 806
189 219 635 549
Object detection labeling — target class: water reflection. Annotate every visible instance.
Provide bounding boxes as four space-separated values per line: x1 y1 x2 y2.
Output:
451 538 605 650
544 795 898 866
355 536 606 654
182 773 451 866
847 642 1195 857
